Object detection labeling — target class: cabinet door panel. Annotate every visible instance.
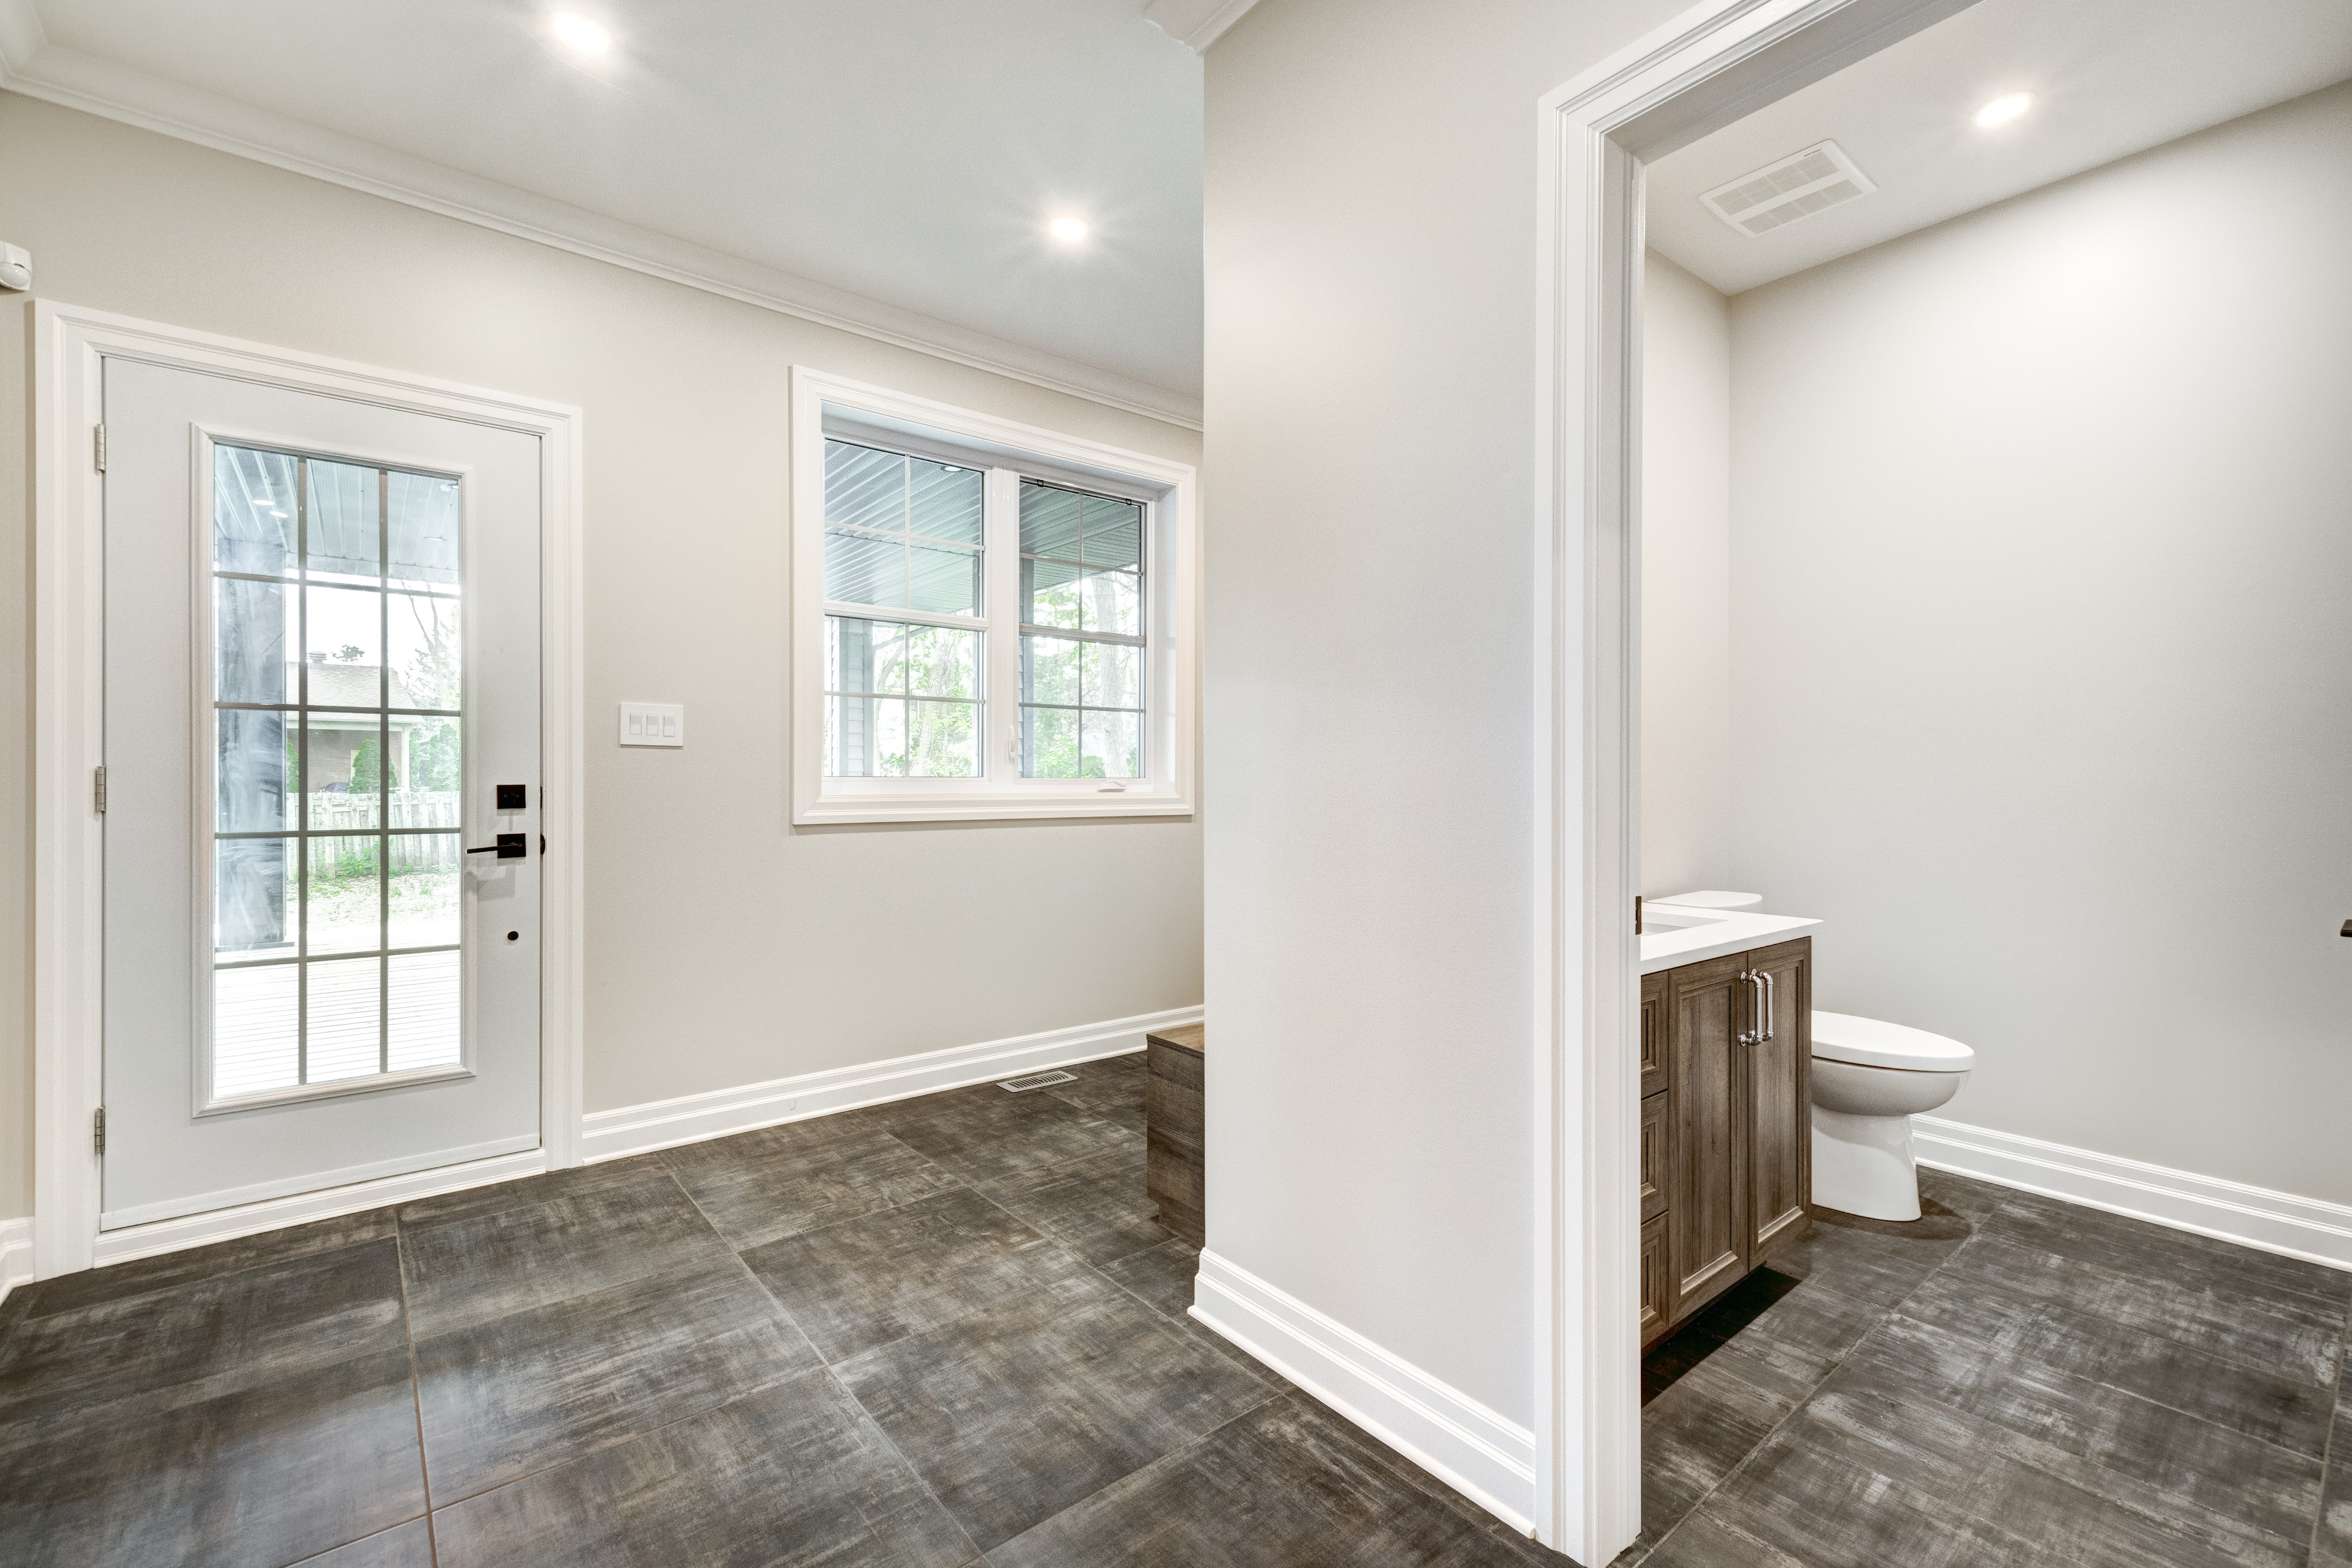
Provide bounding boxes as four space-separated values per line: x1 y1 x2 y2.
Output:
1667 954 1748 1316
1640 971 1667 1099
1640 1091 1668 1222
1640 1212 1670 1347
1745 938 1812 1258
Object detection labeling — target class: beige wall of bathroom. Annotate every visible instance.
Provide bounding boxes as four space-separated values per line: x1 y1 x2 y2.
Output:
1639 252 1735 902
0 92 1207 1225
1643 81 2352 1206
1204 0 1688 1430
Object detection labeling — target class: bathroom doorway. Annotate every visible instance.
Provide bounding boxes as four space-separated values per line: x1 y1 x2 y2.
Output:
1581 0 2352 1561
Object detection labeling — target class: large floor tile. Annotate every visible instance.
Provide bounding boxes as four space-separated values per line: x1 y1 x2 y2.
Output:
974 1143 1173 1267
0 1239 409 1435
1981 1193 2352 1319
1807 1362 2310 1567
1896 1266 2337 1456
1674 1276 1886 1408
1766 1201 1971 1309
2319 1409 2352 1563
1844 1313 2323 1548
1637 1353 1795 1550
989 1390 1554 1567
837 1268 1277 1550
876 1083 1140 1184
5 1210 397 1324
1638 1503 1814 1568
398 1165 731 1340
662 1117 965 1252
741 1187 1087 1363
0 1344 425 1568
291 1517 435 1566
1703 1422 2069 1568
1643 1267 1807 1403
1035 1051 1145 1112
1957 1221 2347 1386
1098 1235 1202 1320
433 1369 974 1568
413 1260 819 1502
391 1155 671 1231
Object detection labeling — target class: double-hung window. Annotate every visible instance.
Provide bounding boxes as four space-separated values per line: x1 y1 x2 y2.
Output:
791 368 1196 823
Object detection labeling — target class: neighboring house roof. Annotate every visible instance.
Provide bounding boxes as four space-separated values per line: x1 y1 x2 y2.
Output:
296 661 440 717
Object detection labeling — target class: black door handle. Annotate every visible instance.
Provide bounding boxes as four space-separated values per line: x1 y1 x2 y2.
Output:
468 833 528 860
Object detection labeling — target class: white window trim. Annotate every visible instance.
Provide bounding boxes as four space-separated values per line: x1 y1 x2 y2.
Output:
790 366 1197 824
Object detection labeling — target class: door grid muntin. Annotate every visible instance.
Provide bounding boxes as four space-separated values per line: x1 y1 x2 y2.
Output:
205 442 468 1108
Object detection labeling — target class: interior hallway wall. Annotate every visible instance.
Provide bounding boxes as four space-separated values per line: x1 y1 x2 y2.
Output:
1640 252 1734 901
1726 80 2352 1206
1204 0 1691 1432
0 92 1207 1226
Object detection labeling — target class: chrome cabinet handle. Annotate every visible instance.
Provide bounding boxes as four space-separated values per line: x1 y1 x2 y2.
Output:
1757 967 1775 1046
1736 970 1757 1046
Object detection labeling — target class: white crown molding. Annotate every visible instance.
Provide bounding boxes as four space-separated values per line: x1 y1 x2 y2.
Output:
1914 1116 2352 1273
0 21 1202 431
1190 1250 1539 1532
1142 0 1262 54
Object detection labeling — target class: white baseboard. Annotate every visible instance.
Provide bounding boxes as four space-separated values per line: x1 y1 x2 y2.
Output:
1189 1250 1537 1534
0 1217 31 1306
1914 1116 2352 1273
579 1005 1202 1164
90 1149 548 1269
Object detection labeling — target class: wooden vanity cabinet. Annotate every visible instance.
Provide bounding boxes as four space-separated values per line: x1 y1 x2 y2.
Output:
1639 937 1811 1349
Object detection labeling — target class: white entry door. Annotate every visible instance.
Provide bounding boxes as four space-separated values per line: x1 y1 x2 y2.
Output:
101 357 543 1230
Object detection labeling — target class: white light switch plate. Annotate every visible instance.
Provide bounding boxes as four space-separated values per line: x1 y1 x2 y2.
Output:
619 701 685 747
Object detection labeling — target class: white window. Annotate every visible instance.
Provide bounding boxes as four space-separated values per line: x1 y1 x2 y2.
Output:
791 368 1196 823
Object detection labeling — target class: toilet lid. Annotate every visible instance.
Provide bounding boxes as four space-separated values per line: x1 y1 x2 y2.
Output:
1810 1011 1975 1072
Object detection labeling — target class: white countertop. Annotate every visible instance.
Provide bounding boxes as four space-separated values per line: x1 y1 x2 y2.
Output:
1638 902 1820 974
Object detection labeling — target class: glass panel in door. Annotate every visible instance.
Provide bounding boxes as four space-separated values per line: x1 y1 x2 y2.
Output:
208 444 464 1104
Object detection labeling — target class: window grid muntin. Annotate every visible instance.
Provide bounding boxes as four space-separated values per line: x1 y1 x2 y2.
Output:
1018 479 1146 779
822 439 984 617
209 444 464 1103
821 613 984 779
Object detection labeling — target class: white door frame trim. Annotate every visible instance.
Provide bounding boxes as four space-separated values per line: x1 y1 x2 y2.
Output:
1530 0 1976 1557
31 299 587 1278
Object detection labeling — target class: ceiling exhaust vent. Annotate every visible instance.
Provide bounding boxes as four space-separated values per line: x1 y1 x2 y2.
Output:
1699 141 1876 237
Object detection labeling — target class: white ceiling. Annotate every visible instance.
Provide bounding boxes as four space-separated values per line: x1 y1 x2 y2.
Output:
1647 0 2352 296
0 0 1206 410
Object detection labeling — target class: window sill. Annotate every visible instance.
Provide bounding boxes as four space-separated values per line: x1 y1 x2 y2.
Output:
794 785 1193 825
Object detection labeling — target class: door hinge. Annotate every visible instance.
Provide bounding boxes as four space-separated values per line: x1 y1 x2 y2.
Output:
93 423 107 472
93 764 107 813
92 1106 106 1156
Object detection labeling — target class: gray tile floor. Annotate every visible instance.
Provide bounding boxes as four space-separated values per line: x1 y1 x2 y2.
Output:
0 1054 1559 1567
1623 1168 2352 1568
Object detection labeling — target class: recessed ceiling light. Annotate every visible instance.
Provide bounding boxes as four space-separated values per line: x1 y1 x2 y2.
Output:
1047 217 1088 244
1973 92 2033 129
551 13 612 55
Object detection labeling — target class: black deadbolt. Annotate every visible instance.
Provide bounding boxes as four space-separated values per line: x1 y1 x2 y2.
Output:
496 784 529 812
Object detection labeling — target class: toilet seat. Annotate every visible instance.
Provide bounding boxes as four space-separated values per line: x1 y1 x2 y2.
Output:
1811 1010 1974 1073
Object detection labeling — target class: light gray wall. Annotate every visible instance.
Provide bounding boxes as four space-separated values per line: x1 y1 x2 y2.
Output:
1726 81 2352 1206
1204 0 1690 1425
0 92 1207 1222
1640 252 1734 901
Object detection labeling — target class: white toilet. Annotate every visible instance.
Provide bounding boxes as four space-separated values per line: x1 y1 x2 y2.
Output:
1809 1011 1974 1222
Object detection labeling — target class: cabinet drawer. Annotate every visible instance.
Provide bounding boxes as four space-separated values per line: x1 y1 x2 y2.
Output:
1639 1212 1669 1347
1639 1091 1668 1222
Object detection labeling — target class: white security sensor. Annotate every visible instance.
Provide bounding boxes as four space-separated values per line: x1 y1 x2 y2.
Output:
0 244 29 291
